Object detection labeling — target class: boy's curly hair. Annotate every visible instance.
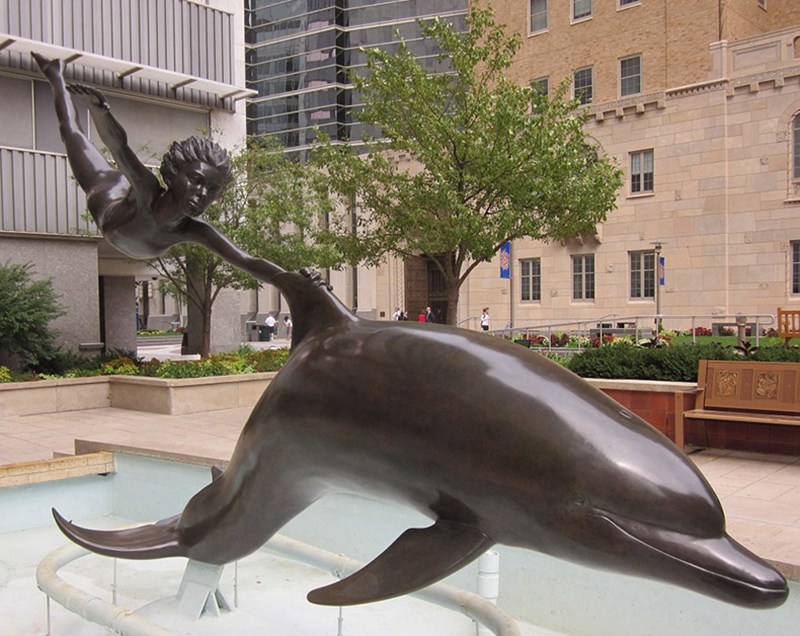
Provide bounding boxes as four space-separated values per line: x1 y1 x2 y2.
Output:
160 136 233 188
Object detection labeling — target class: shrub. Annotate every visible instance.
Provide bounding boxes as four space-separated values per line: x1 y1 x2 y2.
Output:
0 262 65 371
567 343 738 382
138 358 163 377
750 346 800 363
0 366 11 383
246 348 290 372
550 332 569 347
101 356 139 376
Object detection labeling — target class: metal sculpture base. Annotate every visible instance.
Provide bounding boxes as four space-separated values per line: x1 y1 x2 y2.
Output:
177 560 232 620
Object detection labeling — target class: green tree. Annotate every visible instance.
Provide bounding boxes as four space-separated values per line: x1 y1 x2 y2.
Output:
0 262 65 371
152 136 340 356
313 6 623 325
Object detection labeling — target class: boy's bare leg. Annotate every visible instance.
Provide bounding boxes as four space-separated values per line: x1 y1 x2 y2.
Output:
31 53 117 199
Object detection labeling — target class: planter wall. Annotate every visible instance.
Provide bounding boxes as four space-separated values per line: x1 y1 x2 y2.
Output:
590 379 800 455
588 379 693 443
0 377 110 417
0 373 276 416
109 374 275 415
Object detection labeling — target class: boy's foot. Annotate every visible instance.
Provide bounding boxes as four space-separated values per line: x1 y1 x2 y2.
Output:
31 52 62 78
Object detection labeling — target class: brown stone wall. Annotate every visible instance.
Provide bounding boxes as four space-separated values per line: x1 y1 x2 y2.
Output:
495 0 719 103
721 0 800 42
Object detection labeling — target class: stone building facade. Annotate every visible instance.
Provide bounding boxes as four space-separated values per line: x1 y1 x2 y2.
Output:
449 0 800 332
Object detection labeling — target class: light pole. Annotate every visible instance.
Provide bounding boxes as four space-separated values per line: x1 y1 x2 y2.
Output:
652 241 663 334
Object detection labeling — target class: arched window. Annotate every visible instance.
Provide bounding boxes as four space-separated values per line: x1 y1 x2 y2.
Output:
794 114 800 180
794 36 800 59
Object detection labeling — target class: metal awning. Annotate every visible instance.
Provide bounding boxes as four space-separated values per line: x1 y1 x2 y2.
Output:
0 34 256 101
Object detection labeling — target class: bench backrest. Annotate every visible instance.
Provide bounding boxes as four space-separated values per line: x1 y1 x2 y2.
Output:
778 307 800 339
697 359 800 415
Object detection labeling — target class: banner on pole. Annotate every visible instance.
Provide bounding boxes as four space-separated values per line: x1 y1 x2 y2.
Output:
500 242 511 279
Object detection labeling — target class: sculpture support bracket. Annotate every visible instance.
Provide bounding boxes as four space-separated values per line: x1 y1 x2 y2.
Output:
177 560 232 620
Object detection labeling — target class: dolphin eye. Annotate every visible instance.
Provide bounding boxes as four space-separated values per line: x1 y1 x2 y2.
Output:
572 495 585 506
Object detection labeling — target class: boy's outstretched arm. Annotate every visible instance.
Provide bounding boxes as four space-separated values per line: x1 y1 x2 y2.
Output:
181 218 286 283
67 84 160 202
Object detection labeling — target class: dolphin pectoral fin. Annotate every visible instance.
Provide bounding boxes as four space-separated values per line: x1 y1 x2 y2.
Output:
307 520 493 606
211 465 224 481
52 508 185 560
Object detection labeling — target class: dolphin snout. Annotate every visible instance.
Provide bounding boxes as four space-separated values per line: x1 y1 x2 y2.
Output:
596 510 788 608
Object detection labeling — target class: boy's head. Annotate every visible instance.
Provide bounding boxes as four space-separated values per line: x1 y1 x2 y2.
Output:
161 136 233 191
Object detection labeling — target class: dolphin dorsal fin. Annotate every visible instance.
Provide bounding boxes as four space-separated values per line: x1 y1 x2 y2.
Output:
307 519 493 606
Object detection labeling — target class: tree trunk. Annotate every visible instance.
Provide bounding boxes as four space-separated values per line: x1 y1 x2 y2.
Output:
444 281 461 327
201 305 212 357
184 258 210 356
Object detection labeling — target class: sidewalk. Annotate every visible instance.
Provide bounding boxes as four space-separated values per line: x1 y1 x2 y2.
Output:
135 337 291 361
1 401 800 579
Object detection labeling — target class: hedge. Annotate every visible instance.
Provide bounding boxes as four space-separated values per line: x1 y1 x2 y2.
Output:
565 342 800 382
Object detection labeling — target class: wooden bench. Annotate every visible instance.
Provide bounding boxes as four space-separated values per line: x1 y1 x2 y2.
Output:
778 307 800 344
674 359 800 450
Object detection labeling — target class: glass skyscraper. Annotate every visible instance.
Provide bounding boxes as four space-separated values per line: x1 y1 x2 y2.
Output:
245 0 468 152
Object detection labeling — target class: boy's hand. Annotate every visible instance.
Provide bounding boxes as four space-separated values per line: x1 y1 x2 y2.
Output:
67 84 111 111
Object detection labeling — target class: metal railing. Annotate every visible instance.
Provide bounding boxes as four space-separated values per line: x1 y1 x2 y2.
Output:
487 312 776 352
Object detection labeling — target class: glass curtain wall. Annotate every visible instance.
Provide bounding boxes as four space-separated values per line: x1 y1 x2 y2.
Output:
245 0 468 153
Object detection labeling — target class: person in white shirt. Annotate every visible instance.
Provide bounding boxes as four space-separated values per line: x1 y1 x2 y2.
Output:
265 314 277 341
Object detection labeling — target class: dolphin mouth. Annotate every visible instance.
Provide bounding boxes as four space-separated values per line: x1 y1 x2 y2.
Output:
592 509 788 608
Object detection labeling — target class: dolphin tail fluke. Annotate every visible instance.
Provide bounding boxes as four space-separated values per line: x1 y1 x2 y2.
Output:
52 508 186 560
307 519 493 606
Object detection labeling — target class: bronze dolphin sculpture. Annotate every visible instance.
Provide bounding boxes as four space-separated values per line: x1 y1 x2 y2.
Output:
54 270 788 609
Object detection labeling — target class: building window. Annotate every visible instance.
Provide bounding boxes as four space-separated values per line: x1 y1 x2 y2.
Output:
530 0 548 33
793 241 800 294
630 149 654 193
521 258 542 302
572 255 595 300
793 115 800 180
531 77 549 97
620 55 642 96
573 0 592 21
573 67 593 105
619 0 640 7
630 251 655 299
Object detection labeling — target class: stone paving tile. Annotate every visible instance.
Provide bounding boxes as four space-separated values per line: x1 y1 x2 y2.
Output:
763 463 800 485
722 494 800 527
735 481 797 501
775 486 800 506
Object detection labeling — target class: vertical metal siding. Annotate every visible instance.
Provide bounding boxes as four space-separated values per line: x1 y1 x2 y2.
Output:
1 0 234 85
0 0 239 238
0 148 92 235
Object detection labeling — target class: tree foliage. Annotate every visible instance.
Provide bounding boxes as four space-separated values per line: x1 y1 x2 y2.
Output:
312 5 623 324
0 261 65 370
152 135 340 355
